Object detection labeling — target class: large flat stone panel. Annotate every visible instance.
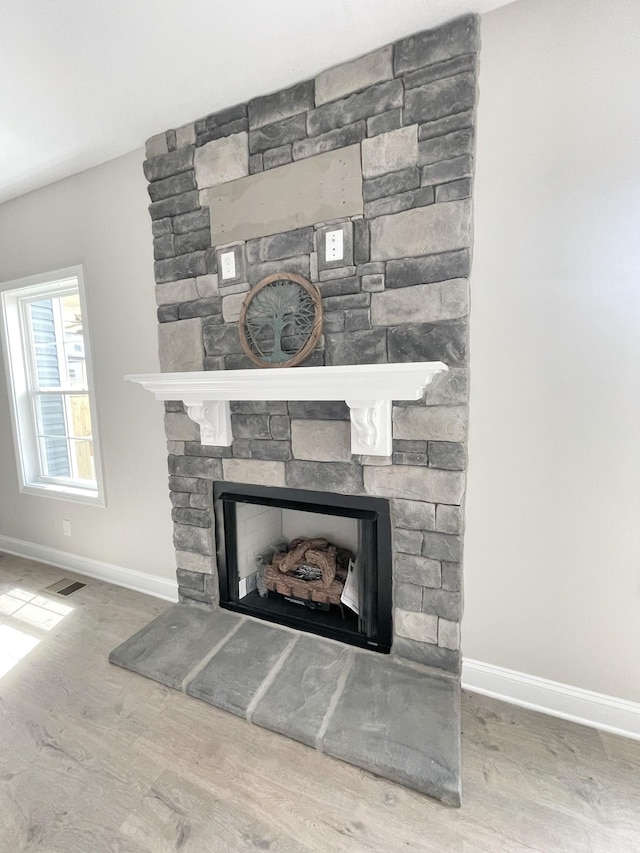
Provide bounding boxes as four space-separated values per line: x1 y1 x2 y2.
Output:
158 318 204 372
194 132 249 189
222 458 286 487
291 419 351 463
364 464 465 504
393 405 469 442
109 603 240 689
322 653 461 805
252 636 349 747
203 146 363 245
186 620 292 717
370 199 471 261
371 279 469 326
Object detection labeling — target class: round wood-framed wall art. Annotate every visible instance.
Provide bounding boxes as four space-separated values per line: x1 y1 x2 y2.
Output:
238 272 323 369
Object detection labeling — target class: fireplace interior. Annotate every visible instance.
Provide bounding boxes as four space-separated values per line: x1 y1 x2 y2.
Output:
214 482 392 652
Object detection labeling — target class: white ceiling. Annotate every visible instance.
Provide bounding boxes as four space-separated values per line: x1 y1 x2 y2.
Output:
1 0 511 204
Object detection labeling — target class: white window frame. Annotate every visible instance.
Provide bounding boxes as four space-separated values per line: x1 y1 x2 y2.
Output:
0 265 106 506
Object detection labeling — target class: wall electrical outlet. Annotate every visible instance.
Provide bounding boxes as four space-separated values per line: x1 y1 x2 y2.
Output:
220 250 236 280
325 229 344 262
62 519 71 536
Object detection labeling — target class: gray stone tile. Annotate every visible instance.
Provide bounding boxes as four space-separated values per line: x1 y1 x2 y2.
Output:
186 620 291 717
366 108 403 137
404 73 476 126
292 121 366 161
322 653 461 804
418 129 474 167
307 80 403 137
371 279 468 326
387 321 467 366
364 186 435 220
436 178 472 203
394 15 479 75
291 419 351 463
148 171 196 202
285 460 363 494
149 191 200 223
315 46 393 106
248 81 314 130
249 115 306 155
194 132 249 189
364 464 465 505
325 328 387 365
252 636 349 747
393 636 460 672
109 603 239 690
361 126 418 179
362 167 420 203
418 109 475 141
195 103 247 137
157 317 204 372
370 199 472 262
245 227 314 264
404 53 477 90
421 154 473 187
385 249 470 289
143 147 193 182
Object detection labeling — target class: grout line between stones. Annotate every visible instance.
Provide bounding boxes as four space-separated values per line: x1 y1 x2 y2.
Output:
316 649 355 753
245 634 299 724
179 615 246 692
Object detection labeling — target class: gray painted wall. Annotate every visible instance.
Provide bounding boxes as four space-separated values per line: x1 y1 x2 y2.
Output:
0 151 175 584
466 0 640 702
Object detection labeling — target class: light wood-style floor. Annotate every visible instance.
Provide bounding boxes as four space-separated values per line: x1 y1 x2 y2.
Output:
1 552 639 853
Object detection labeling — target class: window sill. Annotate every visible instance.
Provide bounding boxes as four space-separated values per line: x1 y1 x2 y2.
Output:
19 481 105 507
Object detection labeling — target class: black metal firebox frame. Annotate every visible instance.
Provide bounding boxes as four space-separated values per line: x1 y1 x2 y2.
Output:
214 482 392 653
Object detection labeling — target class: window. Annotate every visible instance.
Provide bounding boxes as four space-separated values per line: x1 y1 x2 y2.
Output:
0 266 105 505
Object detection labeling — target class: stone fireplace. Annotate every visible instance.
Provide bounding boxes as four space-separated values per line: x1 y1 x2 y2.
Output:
114 13 478 805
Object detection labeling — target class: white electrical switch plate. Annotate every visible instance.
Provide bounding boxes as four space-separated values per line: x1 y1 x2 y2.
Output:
325 229 343 262
62 520 71 536
220 250 236 280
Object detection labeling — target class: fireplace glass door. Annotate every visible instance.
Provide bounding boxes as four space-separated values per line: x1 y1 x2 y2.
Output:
214 483 392 652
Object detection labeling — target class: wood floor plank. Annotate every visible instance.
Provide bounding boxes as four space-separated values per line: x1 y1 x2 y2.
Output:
1 552 640 852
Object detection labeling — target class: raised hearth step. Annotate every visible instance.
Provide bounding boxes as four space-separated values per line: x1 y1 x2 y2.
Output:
109 602 461 805
108 601 238 690
188 620 292 716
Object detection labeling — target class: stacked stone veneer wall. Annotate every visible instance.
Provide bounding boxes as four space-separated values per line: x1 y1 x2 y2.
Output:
143 15 479 674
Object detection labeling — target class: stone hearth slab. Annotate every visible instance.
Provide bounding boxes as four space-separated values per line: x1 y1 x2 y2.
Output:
108 602 240 689
322 653 461 805
251 635 350 747
186 619 292 716
109 603 460 804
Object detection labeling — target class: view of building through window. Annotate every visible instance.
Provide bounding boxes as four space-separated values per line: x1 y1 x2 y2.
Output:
26 290 95 484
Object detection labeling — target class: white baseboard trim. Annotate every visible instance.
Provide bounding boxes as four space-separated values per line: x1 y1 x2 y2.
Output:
462 658 640 742
0 534 178 602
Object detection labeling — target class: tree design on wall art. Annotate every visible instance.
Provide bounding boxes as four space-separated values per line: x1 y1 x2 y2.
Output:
238 273 323 368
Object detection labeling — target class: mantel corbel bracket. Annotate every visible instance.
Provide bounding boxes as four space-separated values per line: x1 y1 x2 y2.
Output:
345 399 391 457
184 399 232 447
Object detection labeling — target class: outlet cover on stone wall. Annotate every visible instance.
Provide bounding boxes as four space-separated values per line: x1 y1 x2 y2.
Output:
215 243 246 287
316 222 353 272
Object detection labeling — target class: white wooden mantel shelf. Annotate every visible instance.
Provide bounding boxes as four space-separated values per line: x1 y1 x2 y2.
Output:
125 362 448 457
